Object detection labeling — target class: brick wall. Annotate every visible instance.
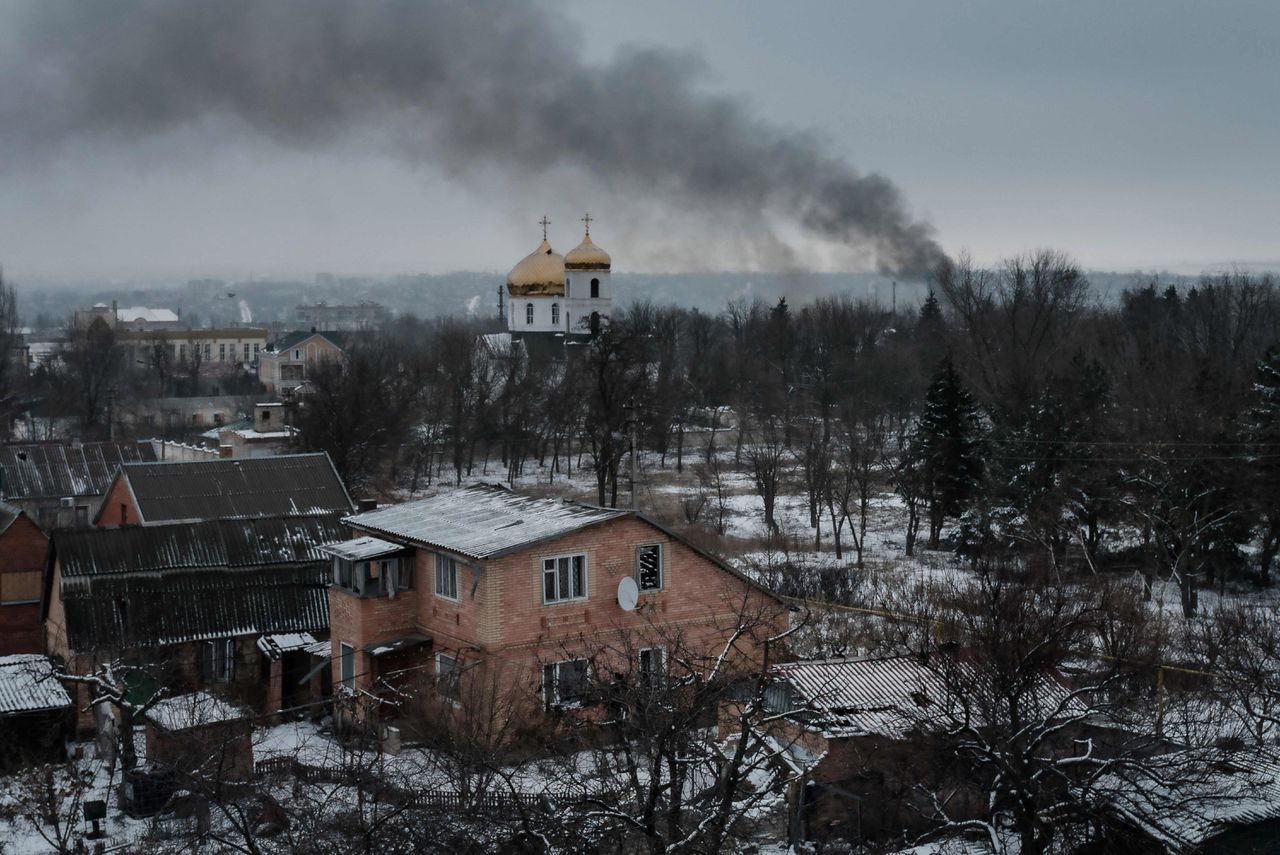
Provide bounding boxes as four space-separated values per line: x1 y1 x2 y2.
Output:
94 475 140 526
0 511 49 654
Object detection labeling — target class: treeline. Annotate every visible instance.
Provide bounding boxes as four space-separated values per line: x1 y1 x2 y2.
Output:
294 251 1280 616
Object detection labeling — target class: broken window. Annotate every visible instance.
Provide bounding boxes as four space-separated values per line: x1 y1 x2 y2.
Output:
543 658 589 708
201 638 235 683
636 543 663 591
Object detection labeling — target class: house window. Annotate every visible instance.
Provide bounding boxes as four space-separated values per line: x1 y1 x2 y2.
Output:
639 647 666 690
119 503 127 525
551 303 560 325
383 557 412 592
590 278 600 298
525 303 535 325
253 343 260 357
340 642 355 689
242 343 250 361
435 554 458 600
636 544 663 592
542 554 586 603
543 658 589 709
437 653 460 705
219 343 226 361
179 344 187 361
294 349 301 360
334 557 354 590
201 638 235 682
74 505 89 528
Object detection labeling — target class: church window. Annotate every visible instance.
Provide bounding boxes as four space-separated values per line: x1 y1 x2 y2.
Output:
525 303 534 325
590 278 600 298
551 303 560 325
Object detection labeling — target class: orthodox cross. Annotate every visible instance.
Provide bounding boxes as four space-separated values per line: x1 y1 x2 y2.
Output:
581 212 593 236
539 215 551 240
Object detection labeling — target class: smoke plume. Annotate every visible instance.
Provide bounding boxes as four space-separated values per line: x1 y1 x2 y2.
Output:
0 1 945 273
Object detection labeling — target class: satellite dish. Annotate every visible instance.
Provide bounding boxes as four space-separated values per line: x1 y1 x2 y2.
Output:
617 577 639 612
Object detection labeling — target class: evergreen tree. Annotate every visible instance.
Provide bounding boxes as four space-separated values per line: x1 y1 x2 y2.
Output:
915 356 984 549
1244 345 1280 585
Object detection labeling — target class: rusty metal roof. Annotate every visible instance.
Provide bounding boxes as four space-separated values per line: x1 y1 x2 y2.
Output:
116 452 352 524
0 441 157 500
343 483 626 561
54 514 348 577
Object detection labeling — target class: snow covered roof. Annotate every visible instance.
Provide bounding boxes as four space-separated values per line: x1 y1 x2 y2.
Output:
319 535 408 562
117 307 179 323
344 483 627 561
774 654 1086 740
0 655 72 714
147 691 250 731
257 632 320 659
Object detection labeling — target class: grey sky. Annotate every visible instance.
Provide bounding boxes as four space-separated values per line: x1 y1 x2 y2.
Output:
0 0 1275 280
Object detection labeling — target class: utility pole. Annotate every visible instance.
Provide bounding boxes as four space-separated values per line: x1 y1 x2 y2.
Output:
892 280 897 314
628 396 639 510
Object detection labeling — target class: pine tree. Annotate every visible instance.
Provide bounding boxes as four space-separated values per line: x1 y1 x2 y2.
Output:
915 356 984 549
1244 345 1280 585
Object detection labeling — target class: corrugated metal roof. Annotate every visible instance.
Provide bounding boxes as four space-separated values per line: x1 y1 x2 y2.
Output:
118 452 352 523
0 441 157 500
62 565 330 650
319 535 407 561
775 655 1085 739
0 654 72 714
55 514 350 577
344 483 627 560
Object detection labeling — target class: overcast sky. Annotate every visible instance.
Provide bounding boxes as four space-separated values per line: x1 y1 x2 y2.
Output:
0 0 1275 281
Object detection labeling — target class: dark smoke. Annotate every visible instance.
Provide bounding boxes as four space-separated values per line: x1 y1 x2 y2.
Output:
0 1 945 273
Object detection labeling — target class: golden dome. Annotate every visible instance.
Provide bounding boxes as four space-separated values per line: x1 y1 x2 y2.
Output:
564 233 611 271
506 239 566 297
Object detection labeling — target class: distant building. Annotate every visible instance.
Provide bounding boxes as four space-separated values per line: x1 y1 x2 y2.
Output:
211 403 298 458
118 394 257 436
257 330 347 395
295 301 388 332
114 326 268 372
504 214 613 340
0 441 159 530
73 301 181 331
0 654 73 770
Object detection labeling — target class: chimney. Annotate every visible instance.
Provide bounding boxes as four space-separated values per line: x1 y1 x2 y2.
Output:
218 444 234 458
356 498 378 513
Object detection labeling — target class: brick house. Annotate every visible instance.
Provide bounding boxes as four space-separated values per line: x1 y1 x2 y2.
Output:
44 516 342 734
94 451 352 527
321 484 786 739
257 330 347 395
0 501 48 655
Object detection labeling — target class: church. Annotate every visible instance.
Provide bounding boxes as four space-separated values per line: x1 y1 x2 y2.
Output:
503 214 612 340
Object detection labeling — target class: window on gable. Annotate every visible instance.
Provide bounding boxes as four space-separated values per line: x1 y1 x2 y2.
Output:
201 638 235 683
636 544 663 591
542 554 586 603
435 554 458 600
437 653 461 705
525 303 535 325
543 658 589 708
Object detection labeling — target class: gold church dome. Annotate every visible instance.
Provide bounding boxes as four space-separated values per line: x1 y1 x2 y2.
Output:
506 239 566 297
564 233 611 271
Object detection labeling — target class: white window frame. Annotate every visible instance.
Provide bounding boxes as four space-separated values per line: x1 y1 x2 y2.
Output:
436 652 461 706
525 302 535 325
435 554 458 601
542 553 587 604
339 642 355 690
203 638 235 683
543 658 589 709
636 543 664 592
551 302 560 325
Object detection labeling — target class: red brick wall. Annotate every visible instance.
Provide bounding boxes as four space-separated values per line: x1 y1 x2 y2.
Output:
0 511 49 654
95 476 140 526
335 514 787 723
